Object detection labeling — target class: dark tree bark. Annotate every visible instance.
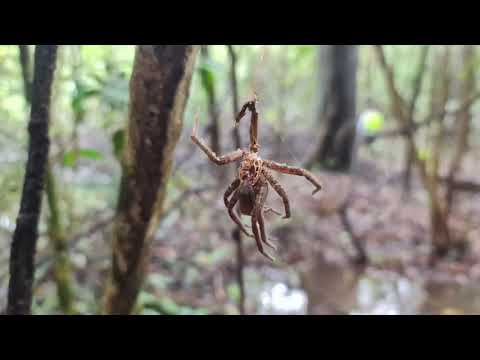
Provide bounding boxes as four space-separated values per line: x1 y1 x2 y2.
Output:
7 45 58 315
103 45 198 315
18 45 33 105
16 44 75 314
307 45 358 172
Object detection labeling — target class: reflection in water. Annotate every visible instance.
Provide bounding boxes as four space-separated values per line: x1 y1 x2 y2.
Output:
256 255 480 315
259 282 307 315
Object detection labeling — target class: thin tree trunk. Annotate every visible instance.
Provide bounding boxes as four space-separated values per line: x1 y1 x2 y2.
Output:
227 44 246 315
446 45 476 214
374 45 451 260
232 228 246 315
18 45 32 105
7 45 58 315
103 45 198 315
307 45 358 172
428 46 451 258
403 46 430 195
45 163 76 314
227 45 242 150
17 44 76 314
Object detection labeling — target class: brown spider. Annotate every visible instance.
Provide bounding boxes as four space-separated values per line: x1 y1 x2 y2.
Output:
190 96 322 261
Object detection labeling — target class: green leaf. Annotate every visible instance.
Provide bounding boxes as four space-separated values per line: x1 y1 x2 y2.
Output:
197 63 216 95
62 148 103 167
112 129 125 160
63 152 77 167
78 148 102 160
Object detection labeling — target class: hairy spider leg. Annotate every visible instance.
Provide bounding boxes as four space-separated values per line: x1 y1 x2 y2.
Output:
263 159 323 195
234 98 259 153
227 190 253 238
263 169 291 219
257 211 277 251
263 207 282 216
254 181 277 250
250 215 275 262
191 115 244 165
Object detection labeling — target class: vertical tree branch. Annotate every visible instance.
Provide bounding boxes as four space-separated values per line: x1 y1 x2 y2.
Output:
17 44 76 314
227 45 242 150
45 163 76 314
227 44 246 315
427 46 452 257
446 45 476 213
18 45 32 105
7 45 58 315
403 46 430 194
200 45 221 155
374 45 451 260
103 45 198 315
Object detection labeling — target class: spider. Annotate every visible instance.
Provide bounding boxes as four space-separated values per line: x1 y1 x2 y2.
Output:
190 96 322 261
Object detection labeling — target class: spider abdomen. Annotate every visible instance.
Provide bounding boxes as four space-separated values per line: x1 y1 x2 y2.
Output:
237 183 256 215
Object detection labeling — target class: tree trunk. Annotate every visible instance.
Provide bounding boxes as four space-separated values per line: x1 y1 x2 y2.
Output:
103 45 198 315
446 45 476 213
403 46 430 195
17 44 76 314
227 45 246 315
427 46 451 258
18 45 33 105
45 163 76 314
307 45 358 172
7 45 58 315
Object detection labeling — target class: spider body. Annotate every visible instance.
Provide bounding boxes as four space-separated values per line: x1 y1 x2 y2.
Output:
237 182 257 216
238 152 263 186
191 96 323 261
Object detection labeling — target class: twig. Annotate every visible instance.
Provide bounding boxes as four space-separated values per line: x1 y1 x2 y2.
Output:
338 199 368 265
364 90 480 144
227 45 242 150
227 44 247 315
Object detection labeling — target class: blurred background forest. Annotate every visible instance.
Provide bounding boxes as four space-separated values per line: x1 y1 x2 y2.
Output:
2 45 480 315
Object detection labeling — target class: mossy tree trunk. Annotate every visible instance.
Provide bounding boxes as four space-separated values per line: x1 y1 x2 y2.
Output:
45 163 76 314
7 45 58 315
103 45 198 315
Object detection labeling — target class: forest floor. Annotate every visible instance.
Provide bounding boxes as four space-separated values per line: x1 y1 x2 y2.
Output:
2 125 480 314
141 127 480 315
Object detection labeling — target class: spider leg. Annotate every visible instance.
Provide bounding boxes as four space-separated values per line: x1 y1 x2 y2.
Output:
263 159 323 195
263 170 291 219
227 190 253 238
234 98 259 153
264 206 282 216
251 215 275 262
251 181 276 258
191 114 244 165
257 210 277 251
224 178 241 206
